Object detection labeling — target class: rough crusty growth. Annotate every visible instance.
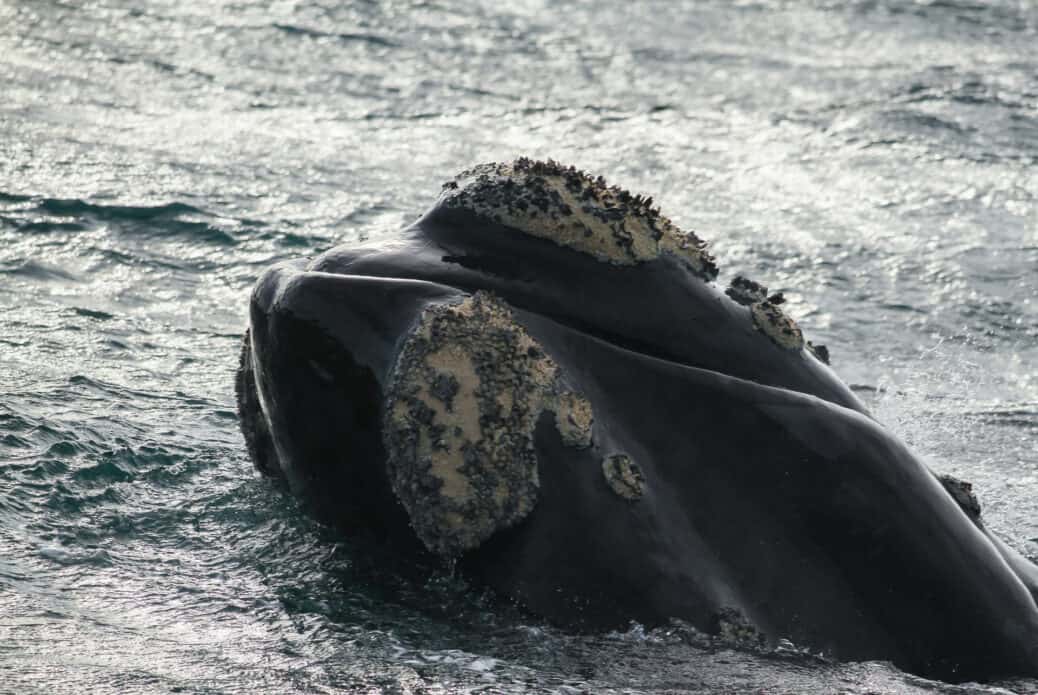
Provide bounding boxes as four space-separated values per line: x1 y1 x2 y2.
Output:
750 300 805 351
728 275 824 356
556 391 594 448
726 276 769 306
384 291 594 557
806 341 830 365
439 158 718 279
713 607 766 648
939 474 981 520
726 275 786 307
601 453 645 501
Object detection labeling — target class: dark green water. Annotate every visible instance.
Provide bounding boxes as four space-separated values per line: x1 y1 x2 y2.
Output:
1 1 1036 692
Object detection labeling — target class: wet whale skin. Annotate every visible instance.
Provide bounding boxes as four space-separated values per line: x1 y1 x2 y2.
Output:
236 160 1038 682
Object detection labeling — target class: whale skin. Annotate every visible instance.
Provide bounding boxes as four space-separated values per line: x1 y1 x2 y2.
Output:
236 159 1038 682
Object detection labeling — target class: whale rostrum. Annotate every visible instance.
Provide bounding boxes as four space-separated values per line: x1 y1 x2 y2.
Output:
237 159 1038 682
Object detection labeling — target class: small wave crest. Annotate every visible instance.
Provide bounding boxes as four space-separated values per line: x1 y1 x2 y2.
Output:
1 192 321 256
272 23 399 48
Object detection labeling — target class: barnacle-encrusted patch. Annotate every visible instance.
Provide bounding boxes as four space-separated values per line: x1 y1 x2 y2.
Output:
939 474 981 520
726 276 769 306
726 275 786 307
556 391 594 449
806 341 830 365
439 158 718 280
729 276 813 353
750 300 804 351
713 607 766 648
384 291 594 556
601 453 645 501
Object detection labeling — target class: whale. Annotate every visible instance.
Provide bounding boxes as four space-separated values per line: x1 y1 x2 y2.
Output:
236 159 1038 682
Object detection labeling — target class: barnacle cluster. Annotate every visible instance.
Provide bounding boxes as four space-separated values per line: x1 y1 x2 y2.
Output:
601 453 646 501
439 158 718 279
384 291 594 556
726 275 822 356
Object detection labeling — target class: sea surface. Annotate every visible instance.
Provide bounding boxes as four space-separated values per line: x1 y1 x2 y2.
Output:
1 1 1036 693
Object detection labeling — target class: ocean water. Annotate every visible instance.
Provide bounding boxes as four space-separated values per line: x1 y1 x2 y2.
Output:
1 0 1036 692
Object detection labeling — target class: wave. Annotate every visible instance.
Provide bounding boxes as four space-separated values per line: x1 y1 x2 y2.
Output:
972 407 1038 430
35 199 206 220
0 259 82 282
272 23 399 48
2 195 238 245
2 193 322 251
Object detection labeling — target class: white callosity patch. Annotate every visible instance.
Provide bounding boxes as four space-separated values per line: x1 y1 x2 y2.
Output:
750 300 805 351
727 275 817 357
439 160 831 360
555 391 594 449
438 158 718 279
601 453 645 501
384 291 594 557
